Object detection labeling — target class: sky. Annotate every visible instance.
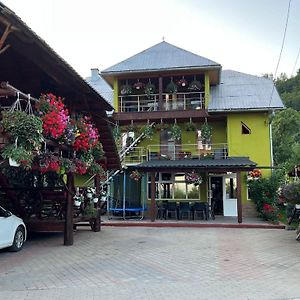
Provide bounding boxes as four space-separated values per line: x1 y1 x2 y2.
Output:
2 0 300 79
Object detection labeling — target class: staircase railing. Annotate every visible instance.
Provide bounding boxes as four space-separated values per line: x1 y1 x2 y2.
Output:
105 122 155 184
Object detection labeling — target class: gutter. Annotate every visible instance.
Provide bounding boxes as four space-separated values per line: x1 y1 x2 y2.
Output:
101 65 222 76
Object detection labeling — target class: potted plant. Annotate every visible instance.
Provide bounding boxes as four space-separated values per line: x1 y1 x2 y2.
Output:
91 142 105 161
112 125 121 140
200 122 212 143
1 144 34 168
36 93 69 140
188 79 203 91
140 124 154 138
184 122 197 132
87 162 105 177
59 157 76 174
133 80 145 91
185 171 202 186
145 81 156 96
120 81 132 95
177 77 188 88
1 110 43 151
170 124 181 141
73 193 84 207
155 123 169 132
83 203 98 218
166 80 177 94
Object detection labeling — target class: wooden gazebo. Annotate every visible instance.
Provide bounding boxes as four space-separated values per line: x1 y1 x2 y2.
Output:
0 2 120 245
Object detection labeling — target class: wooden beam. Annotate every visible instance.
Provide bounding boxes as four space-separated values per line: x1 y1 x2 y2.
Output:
64 172 74 245
0 23 12 55
150 172 156 222
158 76 163 110
113 109 209 122
93 174 101 232
236 171 242 223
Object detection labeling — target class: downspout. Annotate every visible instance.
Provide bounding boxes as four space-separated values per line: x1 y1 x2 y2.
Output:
269 110 275 170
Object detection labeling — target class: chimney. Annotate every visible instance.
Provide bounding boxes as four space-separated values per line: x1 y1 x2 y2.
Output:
91 68 99 81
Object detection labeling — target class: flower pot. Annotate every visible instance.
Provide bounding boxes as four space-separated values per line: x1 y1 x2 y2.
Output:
74 200 81 207
9 158 20 167
93 198 99 203
86 192 93 198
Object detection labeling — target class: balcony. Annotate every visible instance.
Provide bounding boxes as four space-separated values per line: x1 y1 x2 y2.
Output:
118 92 205 113
122 144 228 165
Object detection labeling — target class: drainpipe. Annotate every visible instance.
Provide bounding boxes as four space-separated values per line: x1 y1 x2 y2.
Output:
269 110 275 170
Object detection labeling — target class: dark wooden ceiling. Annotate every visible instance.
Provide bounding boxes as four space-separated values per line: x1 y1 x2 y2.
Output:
0 4 120 170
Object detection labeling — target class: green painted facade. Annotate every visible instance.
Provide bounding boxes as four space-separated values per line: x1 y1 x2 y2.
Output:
109 68 273 216
113 79 118 112
227 112 271 203
204 73 210 109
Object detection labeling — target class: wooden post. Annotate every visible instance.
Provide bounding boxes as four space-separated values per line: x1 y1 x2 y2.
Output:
158 77 163 111
236 171 242 223
64 172 74 245
150 172 156 222
94 174 101 232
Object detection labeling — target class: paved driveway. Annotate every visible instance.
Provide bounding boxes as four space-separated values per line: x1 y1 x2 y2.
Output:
0 227 299 300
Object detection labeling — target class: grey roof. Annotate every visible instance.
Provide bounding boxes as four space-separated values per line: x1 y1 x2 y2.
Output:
136 157 256 171
102 41 221 74
86 70 113 105
209 70 284 112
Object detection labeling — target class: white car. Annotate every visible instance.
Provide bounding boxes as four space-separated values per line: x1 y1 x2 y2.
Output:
0 206 26 251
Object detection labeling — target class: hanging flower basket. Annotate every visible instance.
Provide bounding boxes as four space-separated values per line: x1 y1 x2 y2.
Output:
140 124 154 138
133 81 145 91
37 152 60 173
155 123 169 131
188 80 203 91
73 117 99 152
177 78 188 87
200 122 212 142
248 169 262 181
1 110 43 151
185 171 202 186
130 170 142 181
184 122 197 132
120 83 132 95
36 93 69 140
2 144 34 168
166 80 178 94
145 82 156 96
170 124 181 141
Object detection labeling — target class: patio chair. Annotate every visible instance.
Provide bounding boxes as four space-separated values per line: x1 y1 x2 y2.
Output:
156 201 168 220
193 202 208 220
179 202 192 220
166 202 178 220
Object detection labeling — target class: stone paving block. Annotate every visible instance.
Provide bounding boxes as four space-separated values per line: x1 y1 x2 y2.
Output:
0 227 300 299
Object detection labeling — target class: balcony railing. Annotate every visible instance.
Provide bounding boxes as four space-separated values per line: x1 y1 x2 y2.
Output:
119 92 205 112
121 144 228 164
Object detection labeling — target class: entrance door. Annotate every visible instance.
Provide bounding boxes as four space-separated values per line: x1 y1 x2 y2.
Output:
210 177 223 215
223 175 237 216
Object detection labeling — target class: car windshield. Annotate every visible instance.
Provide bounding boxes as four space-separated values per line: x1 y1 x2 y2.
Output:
0 206 8 217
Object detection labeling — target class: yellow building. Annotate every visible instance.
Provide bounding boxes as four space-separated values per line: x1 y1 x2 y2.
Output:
88 42 284 222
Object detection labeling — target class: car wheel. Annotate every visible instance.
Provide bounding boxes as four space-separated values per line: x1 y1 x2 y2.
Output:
9 226 25 252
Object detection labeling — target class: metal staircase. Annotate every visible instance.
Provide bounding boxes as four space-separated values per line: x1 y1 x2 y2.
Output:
104 122 155 184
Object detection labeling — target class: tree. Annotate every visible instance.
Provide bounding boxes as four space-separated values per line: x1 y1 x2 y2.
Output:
275 70 300 111
272 108 300 169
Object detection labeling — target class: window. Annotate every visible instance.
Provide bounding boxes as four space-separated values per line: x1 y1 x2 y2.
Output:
241 122 251 134
148 172 201 200
225 177 237 199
